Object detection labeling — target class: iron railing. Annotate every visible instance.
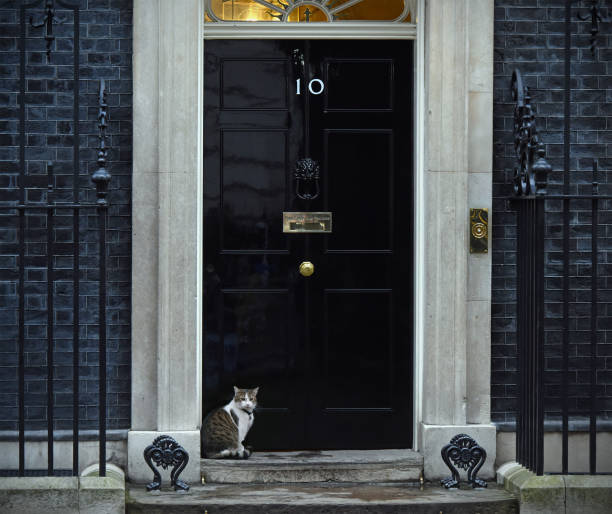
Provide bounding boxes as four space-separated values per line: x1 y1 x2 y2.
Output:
511 0 611 477
511 68 549 476
0 0 111 477
512 69 610 476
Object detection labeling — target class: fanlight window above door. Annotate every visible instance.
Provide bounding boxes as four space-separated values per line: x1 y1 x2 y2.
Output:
205 0 417 23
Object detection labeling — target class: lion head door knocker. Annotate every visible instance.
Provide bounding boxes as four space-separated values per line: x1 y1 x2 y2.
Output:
440 434 487 489
143 435 190 492
294 157 320 201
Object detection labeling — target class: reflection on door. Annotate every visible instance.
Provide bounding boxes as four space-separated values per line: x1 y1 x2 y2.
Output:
203 40 413 452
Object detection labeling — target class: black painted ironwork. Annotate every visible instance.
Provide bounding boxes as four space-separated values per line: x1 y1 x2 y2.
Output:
511 70 549 198
513 176 609 476
440 434 487 489
3 0 110 478
512 38 610 474
94 79 110 477
294 157 320 201
578 0 604 58
29 0 64 62
511 68 550 476
47 161 55 476
144 436 190 492
562 0 572 473
93 80 112 207
589 160 599 474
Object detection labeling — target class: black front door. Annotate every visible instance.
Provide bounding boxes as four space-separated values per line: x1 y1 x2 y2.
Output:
203 39 413 451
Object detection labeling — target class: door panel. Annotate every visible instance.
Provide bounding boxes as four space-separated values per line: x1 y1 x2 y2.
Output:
325 59 394 111
221 60 289 110
221 129 288 250
203 39 413 452
323 290 393 409
325 130 393 251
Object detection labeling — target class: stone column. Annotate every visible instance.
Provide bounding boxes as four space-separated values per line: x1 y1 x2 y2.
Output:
128 0 202 484
131 0 159 436
466 0 494 428
419 0 495 479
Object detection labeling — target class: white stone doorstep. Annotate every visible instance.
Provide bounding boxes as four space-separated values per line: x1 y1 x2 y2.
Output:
128 430 200 485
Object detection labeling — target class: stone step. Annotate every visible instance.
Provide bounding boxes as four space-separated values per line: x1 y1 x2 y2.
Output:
201 450 423 484
126 482 519 514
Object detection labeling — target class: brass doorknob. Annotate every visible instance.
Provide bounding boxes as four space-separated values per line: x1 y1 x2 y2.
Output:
299 261 314 277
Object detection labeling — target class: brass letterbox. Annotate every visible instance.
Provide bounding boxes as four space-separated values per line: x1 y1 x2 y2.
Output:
283 212 332 233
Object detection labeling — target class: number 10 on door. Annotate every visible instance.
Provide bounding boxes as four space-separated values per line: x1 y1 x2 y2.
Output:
296 78 325 95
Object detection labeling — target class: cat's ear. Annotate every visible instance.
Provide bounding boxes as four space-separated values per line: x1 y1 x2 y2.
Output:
253 387 259 396
233 386 239 395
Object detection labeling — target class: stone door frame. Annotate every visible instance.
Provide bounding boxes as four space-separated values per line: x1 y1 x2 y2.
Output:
129 0 496 483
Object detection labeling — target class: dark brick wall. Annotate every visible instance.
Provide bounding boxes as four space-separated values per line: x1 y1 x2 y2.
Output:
0 0 132 431
493 0 612 426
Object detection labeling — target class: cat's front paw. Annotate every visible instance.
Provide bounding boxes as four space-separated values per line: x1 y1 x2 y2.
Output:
241 448 251 459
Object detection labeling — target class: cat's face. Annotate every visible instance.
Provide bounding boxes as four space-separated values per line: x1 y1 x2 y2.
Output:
233 386 258 413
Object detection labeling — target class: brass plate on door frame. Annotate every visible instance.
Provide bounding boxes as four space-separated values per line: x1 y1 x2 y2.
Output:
283 212 332 233
470 208 488 254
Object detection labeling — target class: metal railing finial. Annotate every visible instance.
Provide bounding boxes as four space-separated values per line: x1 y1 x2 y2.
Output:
511 69 550 197
92 80 111 207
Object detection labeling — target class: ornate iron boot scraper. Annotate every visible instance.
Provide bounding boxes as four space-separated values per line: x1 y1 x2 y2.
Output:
144 435 190 491
440 434 487 488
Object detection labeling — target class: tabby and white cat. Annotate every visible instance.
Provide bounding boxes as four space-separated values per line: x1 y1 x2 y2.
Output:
202 386 259 459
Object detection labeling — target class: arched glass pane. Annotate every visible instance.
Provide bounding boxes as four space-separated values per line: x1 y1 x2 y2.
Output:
332 0 406 21
287 5 329 23
208 0 283 22
205 0 413 23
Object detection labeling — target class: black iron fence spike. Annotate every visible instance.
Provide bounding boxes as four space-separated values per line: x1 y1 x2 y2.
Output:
91 80 111 207
29 0 65 63
577 0 605 59
511 69 551 198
